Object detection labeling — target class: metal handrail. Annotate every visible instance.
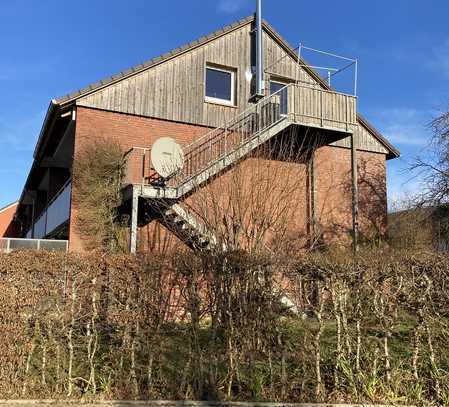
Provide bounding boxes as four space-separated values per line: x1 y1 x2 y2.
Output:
172 86 288 187
0 237 69 253
176 82 355 158
182 83 289 155
125 82 357 190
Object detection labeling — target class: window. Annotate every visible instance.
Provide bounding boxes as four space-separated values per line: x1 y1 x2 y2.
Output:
205 65 236 106
270 81 288 115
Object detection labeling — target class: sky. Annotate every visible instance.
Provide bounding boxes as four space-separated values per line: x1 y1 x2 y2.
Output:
1 0 449 210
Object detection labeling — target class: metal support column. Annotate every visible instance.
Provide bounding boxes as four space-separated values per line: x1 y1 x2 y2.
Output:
255 0 264 97
351 133 359 253
311 152 317 231
306 150 317 247
129 186 139 254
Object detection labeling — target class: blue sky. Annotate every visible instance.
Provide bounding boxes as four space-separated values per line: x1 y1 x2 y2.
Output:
1 0 449 209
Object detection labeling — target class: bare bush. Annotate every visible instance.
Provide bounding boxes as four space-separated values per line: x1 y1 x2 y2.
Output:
1 247 449 404
72 138 128 252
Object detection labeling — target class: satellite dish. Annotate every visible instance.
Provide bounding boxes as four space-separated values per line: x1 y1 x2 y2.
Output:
151 137 184 179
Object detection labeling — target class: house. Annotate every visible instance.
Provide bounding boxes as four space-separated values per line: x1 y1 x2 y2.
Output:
10 13 399 253
0 202 19 238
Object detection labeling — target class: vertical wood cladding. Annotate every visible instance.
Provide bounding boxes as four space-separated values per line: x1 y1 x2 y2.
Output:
77 23 388 155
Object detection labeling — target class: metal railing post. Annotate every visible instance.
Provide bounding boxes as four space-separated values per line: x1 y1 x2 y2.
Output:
224 126 228 156
141 150 146 187
209 138 212 163
6 238 10 254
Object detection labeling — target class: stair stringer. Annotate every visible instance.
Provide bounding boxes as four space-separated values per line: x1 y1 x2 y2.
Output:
159 203 222 251
138 117 291 201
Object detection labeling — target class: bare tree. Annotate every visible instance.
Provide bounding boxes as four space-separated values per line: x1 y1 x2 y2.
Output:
411 108 449 205
185 127 322 255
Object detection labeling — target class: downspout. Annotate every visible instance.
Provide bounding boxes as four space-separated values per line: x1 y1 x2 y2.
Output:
255 0 264 98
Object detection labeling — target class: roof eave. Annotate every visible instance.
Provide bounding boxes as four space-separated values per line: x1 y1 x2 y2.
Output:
33 99 59 159
357 113 400 160
0 201 18 214
52 15 399 160
55 15 255 107
262 21 400 160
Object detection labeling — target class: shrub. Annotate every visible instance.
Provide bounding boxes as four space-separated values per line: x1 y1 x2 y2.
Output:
0 248 448 403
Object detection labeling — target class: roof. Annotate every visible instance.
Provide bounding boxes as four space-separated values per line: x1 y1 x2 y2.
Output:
0 201 18 214
35 14 399 160
55 15 255 105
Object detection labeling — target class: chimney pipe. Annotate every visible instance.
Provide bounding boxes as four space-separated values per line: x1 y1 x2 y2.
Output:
255 0 264 98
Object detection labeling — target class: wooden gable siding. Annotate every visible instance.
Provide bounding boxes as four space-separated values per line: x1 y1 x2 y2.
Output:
77 23 387 155
332 125 389 154
78 24 253 127
264 32 316 85
77 24 322 126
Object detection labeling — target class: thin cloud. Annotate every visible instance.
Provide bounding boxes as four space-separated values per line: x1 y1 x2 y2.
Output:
374 107 432 147
217 0 249 14
0 110 45 152
383 123 428 147
428 38 449 80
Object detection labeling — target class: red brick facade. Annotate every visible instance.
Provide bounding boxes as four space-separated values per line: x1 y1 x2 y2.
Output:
314 146 387 244
70 107 212 251
70 106 387 252
0 202 19 238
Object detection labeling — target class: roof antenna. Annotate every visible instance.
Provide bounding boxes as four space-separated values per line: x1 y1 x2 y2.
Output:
255 0 264 99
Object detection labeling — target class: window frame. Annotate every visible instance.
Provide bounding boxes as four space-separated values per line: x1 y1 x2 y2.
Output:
269 79 289 116
204 64 237 107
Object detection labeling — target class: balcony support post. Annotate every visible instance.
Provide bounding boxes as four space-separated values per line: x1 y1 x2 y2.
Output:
350 133 359 253
307 150 317 247
129 186 139 254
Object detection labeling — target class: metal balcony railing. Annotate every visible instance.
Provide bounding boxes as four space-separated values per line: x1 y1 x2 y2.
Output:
0 238 68 253
27 179 72 239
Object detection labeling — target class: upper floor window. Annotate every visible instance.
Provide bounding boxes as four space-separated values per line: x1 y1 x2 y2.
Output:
205 65 236 106
270 80 288 115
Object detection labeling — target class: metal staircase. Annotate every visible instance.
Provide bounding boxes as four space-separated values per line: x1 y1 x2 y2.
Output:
160 203 217 251
124 83 357 252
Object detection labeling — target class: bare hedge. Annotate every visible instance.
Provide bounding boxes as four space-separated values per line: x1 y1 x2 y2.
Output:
0 249 448 404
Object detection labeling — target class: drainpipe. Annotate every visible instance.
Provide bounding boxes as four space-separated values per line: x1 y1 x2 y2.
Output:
255 0 264 99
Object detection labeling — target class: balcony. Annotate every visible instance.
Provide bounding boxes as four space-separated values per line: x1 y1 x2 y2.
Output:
27 180 72 239
0 238 68 253
122 83 357 193
287 83 357 133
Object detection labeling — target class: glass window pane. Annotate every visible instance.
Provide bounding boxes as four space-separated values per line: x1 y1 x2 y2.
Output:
270 81 288 115
206 68 232 102
270 81 284 94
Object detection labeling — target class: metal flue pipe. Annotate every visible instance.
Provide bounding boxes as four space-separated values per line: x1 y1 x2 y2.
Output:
255 0 264 97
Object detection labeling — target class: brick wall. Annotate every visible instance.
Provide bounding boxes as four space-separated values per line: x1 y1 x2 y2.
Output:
314 146 387 244
70 106 387 252
0 202 19 238
70 107 211 251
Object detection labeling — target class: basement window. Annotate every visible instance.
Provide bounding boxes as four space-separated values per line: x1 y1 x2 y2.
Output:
205 65 236 106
